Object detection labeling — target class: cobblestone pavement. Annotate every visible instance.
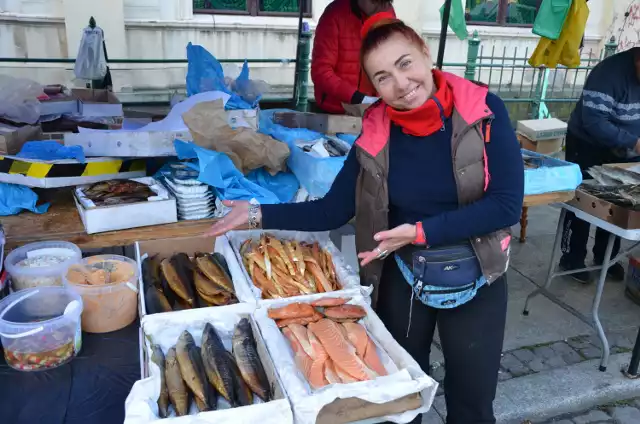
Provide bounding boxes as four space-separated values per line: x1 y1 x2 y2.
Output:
528 398 640 423
429 328 637 396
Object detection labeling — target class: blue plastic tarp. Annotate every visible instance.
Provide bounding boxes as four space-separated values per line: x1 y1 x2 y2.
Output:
17 141 85 163
186 43 257 110
0 183 49 216
259 109 355 198
522 149 582 195
172 140 298 204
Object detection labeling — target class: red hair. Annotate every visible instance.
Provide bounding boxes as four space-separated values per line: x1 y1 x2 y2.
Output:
360 15 428 76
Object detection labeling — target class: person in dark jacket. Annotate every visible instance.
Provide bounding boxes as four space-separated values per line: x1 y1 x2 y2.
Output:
560 47 640 283
208 16 523 423
311 0 394 114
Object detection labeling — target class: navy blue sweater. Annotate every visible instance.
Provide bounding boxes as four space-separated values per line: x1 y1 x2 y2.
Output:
568 47 640 150
262 93 524 247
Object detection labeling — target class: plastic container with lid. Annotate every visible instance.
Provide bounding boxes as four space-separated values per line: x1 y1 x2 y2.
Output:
5 241 82 291
65 254 139 333
0 286 83 371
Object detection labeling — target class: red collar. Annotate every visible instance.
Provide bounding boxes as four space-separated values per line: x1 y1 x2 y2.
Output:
385 69 454 137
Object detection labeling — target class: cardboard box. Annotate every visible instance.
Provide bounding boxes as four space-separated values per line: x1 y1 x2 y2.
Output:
40 95 78 116
64 130 193 157
517 118 567 141
74 177 177 234
273 111 362 134
72 88 123 117
568 188 640 229
0 124 43 155
518 133 563 154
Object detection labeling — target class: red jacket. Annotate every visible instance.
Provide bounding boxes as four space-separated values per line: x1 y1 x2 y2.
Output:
311 0 395 114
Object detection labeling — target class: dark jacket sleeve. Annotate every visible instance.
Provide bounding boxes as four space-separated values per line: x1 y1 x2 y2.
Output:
420 93 524 247
261 147 359 231
311 8 359 105
579 62 638 149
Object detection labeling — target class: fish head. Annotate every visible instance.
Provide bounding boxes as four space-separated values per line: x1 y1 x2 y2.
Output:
151 344 165 363
178 330 196 348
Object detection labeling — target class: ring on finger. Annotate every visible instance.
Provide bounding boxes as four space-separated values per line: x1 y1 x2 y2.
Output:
377 249 389 259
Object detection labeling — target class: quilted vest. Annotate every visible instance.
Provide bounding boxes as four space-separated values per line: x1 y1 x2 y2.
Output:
353 75 511 306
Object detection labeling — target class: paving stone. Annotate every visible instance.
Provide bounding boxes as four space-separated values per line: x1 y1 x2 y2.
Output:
551 420 574 424
497 370 512 381
534 345 556 360
550 341 577 356
567 335 594 350
580 346 602 360
544 355 567 368
609 406 640 423
500 353 530 377
528 358 549 373
512 348 536 363
430 365 445 383
436 385 444 396
610 333 634 350
572 409 611 423
562 349 584 365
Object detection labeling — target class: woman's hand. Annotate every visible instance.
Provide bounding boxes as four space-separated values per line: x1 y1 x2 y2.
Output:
358 224 416 267
205 200 260 237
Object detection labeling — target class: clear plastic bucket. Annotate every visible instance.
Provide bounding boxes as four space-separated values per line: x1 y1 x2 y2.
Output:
0 286 83 371
65 255 139 333
5 241 82 291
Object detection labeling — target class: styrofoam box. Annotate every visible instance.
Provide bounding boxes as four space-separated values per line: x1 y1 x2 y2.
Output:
517 118 567 141
74 177 177 234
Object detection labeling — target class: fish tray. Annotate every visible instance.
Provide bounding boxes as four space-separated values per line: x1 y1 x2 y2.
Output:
135 236 257 319
127 303 293 424
568 188 640 230
223 230 370 305
253 294 437 424
522 149 582 196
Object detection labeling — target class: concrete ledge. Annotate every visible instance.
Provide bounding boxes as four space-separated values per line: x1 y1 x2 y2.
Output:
428 352 640 423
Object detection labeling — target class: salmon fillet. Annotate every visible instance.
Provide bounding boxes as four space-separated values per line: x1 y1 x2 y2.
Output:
324 305 367 321
276 311 324 328
268 303 315 320
288 323 314 358
333 361 359 383
282 327 313 381
308 319 378 381
342 322 368 357
363 337 387 376
311 297 351 307
324 359 341 384
306 327 329 389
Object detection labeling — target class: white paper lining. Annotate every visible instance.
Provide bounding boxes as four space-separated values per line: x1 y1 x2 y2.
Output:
124 303 293 424
253 295 438 424
223 230 372 305
76 177 170 209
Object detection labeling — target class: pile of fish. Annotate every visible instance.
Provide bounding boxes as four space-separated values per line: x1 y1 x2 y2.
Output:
150 319 272 418
82 179 155 206
240 234 341 299
143 252 238 314
583 165 640 208
268 298 387 389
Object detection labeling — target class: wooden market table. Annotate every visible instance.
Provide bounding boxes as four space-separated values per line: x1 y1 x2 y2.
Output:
2 190 218 251
519 190 576 243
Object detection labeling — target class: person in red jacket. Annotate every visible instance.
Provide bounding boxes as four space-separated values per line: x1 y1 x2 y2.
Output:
312 0 395 114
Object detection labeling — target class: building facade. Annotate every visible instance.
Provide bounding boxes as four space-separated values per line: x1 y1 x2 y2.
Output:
0 0 636 102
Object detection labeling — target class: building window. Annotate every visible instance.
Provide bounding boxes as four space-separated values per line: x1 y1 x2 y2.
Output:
465 0 541 26
194 0 312 16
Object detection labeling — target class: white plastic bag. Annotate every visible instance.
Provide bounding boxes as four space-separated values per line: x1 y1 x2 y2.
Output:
74 26 107 80
0 76 44 124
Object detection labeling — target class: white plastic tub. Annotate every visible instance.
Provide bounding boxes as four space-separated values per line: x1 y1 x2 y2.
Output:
0 286 83 371
65 254 139 333
5 241 82 291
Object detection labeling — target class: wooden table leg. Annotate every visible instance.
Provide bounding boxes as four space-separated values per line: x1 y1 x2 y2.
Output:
520 207 528 243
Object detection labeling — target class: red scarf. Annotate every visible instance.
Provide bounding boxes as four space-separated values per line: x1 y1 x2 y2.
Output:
386 69 454 137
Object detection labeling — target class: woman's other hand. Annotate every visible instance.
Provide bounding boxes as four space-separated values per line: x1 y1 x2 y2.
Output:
205 200 260 237
358 223 416 267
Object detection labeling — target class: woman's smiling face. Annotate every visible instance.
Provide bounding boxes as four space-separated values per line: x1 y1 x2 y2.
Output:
363 33 434 111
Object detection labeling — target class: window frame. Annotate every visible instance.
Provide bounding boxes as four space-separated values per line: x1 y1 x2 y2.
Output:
193 0 313 18
465 0 540 28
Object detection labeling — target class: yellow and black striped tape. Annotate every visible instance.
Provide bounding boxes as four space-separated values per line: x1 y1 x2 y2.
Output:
0 157 146 178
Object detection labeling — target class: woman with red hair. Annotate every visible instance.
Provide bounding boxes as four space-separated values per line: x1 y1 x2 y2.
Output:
208 16 524 423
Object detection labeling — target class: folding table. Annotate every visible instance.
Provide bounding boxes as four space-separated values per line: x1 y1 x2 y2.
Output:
523 203 640 371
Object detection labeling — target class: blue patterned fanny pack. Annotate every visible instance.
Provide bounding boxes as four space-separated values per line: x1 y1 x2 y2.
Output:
395 243 487 309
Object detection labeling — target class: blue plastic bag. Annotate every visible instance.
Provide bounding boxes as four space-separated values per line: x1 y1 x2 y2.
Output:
186 43 256 110
522 149 582 195
173 140 297 204
17 141 85 163
0 183 49 216
259 109 355 198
